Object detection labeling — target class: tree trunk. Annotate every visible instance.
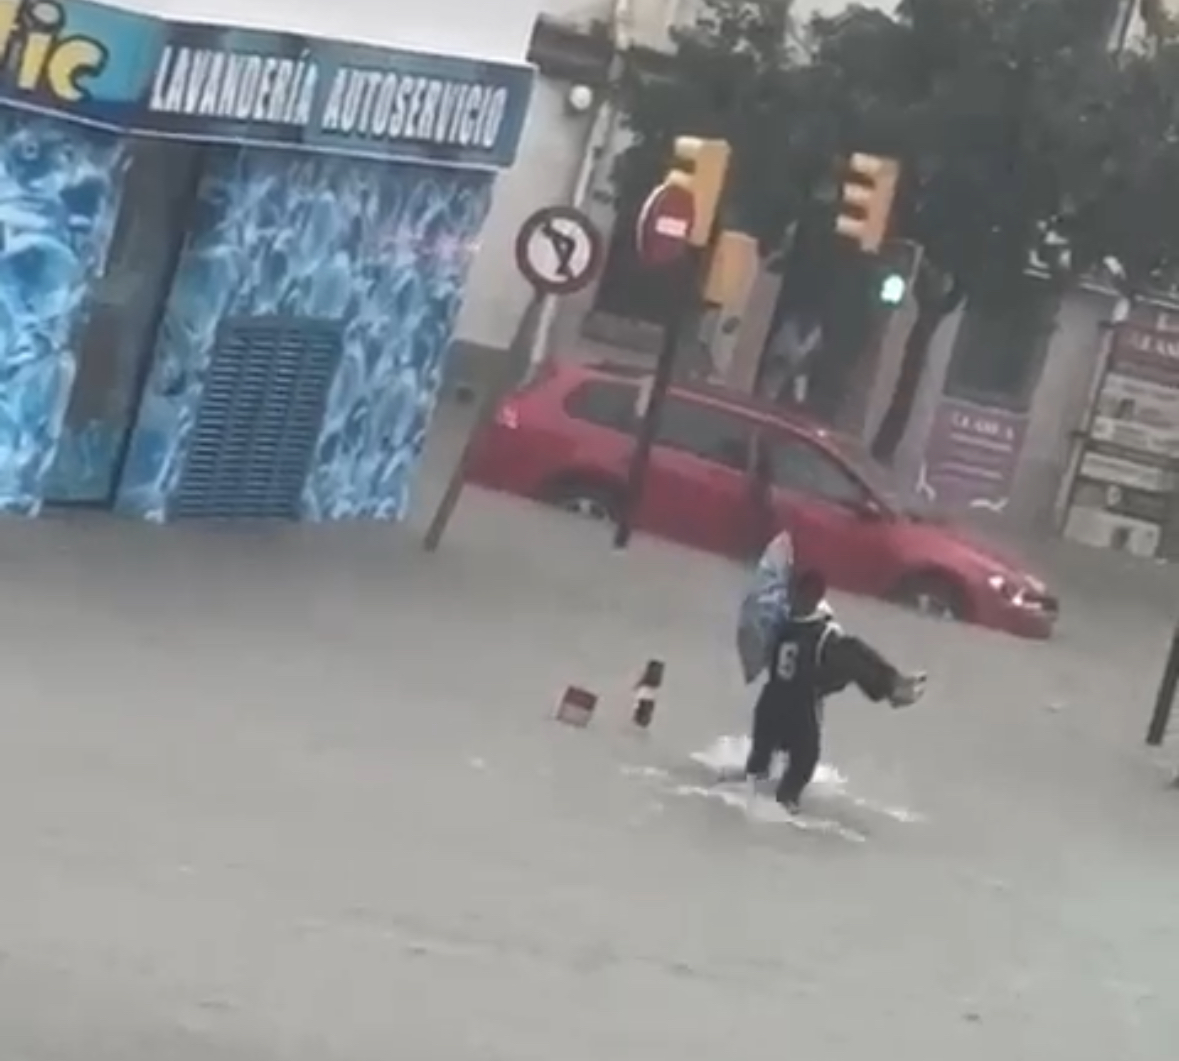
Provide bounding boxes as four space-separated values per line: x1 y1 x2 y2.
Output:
869 298 948 465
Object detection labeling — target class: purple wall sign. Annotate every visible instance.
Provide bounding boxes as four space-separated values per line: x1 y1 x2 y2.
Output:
919 397 1028 512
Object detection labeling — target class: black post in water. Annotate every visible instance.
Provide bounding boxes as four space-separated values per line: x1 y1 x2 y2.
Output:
1146 619 1179 746
423 289 544 553
612 254 697 551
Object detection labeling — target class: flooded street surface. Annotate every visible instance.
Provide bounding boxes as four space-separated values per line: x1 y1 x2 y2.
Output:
0 476 1177 1059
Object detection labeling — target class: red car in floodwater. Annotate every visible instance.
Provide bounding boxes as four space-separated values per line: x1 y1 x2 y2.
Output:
467 360 1058 639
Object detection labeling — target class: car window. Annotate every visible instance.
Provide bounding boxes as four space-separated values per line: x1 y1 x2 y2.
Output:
563 380 639 433
763 434 866 506
656 397 752 470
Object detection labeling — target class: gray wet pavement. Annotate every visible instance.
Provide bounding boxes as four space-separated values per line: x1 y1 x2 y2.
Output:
1 420 1178 1059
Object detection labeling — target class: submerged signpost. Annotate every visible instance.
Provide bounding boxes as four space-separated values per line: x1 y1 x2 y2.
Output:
423 205 603 552
1146 621 1179 753
612 182 699 550
612 137 731 551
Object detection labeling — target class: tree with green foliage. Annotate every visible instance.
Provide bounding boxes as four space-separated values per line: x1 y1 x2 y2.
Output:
616 0 1179 461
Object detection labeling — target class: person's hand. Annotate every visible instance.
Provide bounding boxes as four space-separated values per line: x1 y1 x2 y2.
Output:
889 672 927 708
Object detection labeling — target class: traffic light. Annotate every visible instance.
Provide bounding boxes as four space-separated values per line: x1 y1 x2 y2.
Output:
876 239 923 307
880 273 907 306
703 230 758 305
666 137 731 247
834 153 900 254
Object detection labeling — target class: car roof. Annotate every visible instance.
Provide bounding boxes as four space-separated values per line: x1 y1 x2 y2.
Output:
577 359 825 432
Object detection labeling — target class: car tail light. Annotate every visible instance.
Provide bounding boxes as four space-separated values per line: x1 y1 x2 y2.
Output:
495 402 520 429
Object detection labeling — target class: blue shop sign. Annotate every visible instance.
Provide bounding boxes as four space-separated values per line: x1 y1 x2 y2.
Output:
0 0 533 169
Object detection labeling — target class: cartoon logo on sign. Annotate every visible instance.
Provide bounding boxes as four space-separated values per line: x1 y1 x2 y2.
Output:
0 0 108 103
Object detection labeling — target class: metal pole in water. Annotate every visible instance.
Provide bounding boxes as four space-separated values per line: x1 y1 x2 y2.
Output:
423 289 543 553
612 252 698 550
1145 618 1179 747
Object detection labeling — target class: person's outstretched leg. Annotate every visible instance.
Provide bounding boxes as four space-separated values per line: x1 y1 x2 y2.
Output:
823 634 925 706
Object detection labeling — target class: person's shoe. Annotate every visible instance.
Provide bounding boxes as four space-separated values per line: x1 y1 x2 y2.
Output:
890 671 927 708
777 795 801 815
744 775 762 805
744 760 772 782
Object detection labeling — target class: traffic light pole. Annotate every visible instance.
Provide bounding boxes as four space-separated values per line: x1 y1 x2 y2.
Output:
613 250 700 550
613 136 729 551
1146 618 1179 746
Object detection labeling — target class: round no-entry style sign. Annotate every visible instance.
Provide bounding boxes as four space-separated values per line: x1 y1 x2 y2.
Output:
636 181 696 267
514 205 604 295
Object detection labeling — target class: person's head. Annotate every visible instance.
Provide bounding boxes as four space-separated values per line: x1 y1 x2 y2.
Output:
790 569 827 617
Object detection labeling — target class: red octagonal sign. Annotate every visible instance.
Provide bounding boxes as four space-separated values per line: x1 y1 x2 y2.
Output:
636 181 696 268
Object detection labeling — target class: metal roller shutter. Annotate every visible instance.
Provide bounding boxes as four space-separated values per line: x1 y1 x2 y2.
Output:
171 317 342 519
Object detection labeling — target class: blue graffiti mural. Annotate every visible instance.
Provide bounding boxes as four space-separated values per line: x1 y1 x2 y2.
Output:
43 419 122 501
117 149 491 521
0 114 124 514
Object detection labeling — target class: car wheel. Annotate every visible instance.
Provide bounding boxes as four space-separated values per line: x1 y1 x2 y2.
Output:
543 478 621 523
895 572 967 621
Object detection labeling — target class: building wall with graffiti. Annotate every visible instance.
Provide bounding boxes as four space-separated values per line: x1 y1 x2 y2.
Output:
0 112 125 513
115 149 492 521
0 0 533 520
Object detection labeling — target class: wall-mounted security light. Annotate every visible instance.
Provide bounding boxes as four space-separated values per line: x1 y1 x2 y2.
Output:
566 84 594 114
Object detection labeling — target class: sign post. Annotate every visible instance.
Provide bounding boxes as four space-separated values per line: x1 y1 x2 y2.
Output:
613 182 698 550
423 206 603 552
1146 620 1179 748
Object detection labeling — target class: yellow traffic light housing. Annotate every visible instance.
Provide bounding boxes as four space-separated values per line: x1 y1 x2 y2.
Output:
834 153 899 254
667 136 731 247
702 230 758 306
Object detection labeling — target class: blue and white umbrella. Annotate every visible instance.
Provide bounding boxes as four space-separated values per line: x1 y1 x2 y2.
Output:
736 532 794 684
736 531 833 683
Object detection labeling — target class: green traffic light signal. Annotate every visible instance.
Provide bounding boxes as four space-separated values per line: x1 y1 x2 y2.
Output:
880 273 906 305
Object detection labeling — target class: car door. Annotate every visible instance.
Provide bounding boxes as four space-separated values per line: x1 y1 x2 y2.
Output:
636 396 758 556
760 430 892 593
